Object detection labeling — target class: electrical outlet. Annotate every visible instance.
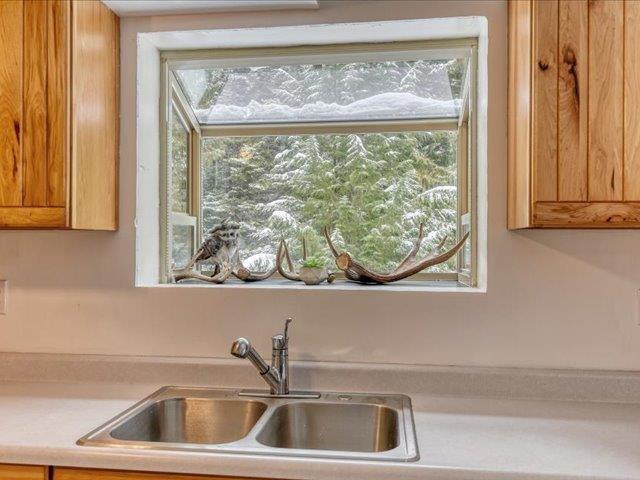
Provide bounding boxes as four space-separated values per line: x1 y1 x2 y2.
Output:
0 280 7 315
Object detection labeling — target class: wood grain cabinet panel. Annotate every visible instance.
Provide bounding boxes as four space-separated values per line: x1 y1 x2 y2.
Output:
54 469 268 480
532 0 558 202
558 0 588 201
23 0 49 207
509 0 640 228
0 0 23 207
1 466 282 480
624 0 640 200
0 464 47 480
588 0 624 202
0 0 118 230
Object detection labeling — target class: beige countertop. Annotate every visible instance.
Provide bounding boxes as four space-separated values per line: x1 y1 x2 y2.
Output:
0 354 639 480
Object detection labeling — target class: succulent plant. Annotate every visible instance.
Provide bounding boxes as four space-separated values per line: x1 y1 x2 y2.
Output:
300 256 324 268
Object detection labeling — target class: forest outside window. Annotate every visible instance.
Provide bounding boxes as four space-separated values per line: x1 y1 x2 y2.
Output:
161 40 477 287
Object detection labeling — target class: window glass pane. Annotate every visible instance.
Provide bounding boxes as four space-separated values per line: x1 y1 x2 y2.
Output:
170 105 189 213
201 131 457 274
172 223 194 268
175 56 468 125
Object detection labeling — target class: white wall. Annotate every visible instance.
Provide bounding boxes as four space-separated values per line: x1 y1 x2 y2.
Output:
1 0 639 370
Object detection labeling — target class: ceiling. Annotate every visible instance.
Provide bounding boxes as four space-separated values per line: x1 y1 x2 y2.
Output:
102 0 318 17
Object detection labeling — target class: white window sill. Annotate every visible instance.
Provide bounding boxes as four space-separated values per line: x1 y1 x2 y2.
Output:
142 279 486 293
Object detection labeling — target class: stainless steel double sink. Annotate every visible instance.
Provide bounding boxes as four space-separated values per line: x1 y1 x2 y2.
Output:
78 386 419 462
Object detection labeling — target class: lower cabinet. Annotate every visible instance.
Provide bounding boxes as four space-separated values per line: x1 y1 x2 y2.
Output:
0 465 47 480
55 469 260 480
0 466 273 480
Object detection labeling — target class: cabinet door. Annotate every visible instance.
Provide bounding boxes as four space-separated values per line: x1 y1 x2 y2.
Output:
0 0 68 228
533 0 635 226
509 0 640 228
0 464 47 480
70 0 118 230
0 0 118 230
54 468 264 480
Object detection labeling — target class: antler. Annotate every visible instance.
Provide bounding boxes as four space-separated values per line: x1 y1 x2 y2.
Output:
394 223 425 272
172 260 233 283
323 227 362 282
232 260 277 282
324 225 469 284
276 239 302 281
173 245 276 284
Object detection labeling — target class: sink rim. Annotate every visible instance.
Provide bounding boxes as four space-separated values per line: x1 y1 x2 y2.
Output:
77 386 419 463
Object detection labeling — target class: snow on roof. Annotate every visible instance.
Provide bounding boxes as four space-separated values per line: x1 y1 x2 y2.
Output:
177 56 466 125
195 92 460 125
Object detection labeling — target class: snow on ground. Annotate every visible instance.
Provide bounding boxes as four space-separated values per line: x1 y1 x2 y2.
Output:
242 252 275 270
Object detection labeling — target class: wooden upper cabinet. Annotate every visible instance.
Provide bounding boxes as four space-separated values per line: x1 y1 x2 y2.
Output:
0 0 118 230
508 0 640 228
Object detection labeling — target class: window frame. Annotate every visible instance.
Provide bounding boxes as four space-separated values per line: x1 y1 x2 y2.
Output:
160 73 202 275
456 49 477 287
159 39 477 285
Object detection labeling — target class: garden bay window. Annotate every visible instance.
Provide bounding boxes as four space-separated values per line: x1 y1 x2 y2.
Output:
161 39 477 286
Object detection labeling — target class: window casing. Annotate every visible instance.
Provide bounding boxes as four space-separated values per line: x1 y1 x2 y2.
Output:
160 39 477 286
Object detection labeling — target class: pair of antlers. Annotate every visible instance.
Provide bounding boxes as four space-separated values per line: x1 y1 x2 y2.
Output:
172 247 277 283
173 224 469 285
323 224 469 284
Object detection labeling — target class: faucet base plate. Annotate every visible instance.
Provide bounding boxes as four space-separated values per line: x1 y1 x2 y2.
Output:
238 389 321 399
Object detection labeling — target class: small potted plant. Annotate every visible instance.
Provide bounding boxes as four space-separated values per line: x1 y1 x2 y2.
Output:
298 256 332 285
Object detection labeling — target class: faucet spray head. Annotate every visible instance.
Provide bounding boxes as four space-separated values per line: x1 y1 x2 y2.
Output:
230 337 251 358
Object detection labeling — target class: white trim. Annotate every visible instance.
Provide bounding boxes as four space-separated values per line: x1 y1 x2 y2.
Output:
199 118 460 137
136 17 489 292
147 282 485 294
135 36 161 286
103 0 319 17
165 44 474 70
475 18 488 293
144 17 488 51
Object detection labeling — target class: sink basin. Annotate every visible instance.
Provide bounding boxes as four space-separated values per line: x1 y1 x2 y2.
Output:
111 398 267 445
78 387 418 462
256 402 398 452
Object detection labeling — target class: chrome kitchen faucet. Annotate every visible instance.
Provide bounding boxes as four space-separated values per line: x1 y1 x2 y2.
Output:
231 318 319 399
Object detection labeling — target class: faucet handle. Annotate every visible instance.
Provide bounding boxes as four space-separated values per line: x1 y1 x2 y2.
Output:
284 317 292 343
272 317 292 350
